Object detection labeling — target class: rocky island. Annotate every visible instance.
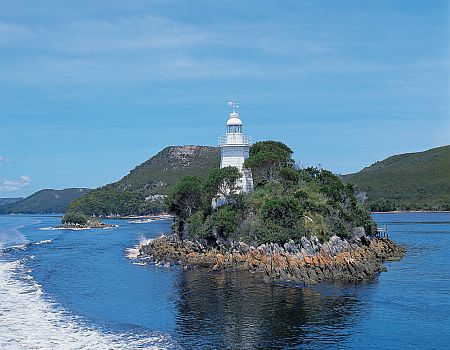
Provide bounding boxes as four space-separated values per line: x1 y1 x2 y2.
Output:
135 233 403 284
52 212 116 230
131 140 405 284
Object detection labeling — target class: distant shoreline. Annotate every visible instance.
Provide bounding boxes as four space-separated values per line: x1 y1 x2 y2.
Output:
39 224 118 231
0 213 175 219
103 214 175 220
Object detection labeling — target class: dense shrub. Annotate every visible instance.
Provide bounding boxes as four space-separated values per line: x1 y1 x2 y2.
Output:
67 185 145 216
62 212 88 225
260 197 303 228
167 141 377 246
244 141 294 186
210 205 242 240
166 176 203 219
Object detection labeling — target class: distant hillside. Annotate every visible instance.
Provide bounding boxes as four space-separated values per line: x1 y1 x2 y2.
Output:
343 145 450 211
67 146 220 216
0 188 91 214
0 198 22 206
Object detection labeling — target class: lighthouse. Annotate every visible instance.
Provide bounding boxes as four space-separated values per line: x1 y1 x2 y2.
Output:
218 102 254 194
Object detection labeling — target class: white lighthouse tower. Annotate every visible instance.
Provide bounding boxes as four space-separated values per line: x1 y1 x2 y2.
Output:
218 101 254 194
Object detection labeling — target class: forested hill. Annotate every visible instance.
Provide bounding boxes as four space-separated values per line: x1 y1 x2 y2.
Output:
67 146 220 216
0 188 90 214
0 198 22 206
342 145 450 211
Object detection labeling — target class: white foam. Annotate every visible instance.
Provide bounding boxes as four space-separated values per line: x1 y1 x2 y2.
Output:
33 239 53 245
0 258 174 350
1 240 53 254
138 234 154 247
126 235 155 260
8 243 28 250
0 225 29 248
126 247 141 259
128 219 156 224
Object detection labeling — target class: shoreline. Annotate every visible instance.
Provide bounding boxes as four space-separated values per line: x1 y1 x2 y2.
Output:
94 214 175 220
0 213 175 219
131 234 405 285
39 224 118 231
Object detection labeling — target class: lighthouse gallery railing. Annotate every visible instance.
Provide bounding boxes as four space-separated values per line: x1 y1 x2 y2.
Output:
218 135 252 146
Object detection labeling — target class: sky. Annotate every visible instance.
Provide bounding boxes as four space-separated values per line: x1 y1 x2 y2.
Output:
1 0 449 198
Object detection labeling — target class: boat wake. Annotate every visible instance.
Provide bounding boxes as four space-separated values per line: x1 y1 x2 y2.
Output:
0 244 177 350
1 239 54 254
0 256 176 349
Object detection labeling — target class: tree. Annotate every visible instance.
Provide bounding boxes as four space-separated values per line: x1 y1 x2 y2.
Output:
62 212 88 225
279 166 300 183
244 141 294 186
369 197 397 212
203 166 241 201
210 205 241 239
255 197 306 244
260 196 303 229
249 141 293 158
166 176 203 219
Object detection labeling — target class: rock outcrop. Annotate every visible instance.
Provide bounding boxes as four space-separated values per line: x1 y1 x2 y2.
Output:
135 235 405 285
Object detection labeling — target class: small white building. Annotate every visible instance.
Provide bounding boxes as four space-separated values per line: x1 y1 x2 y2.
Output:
218 102 254 194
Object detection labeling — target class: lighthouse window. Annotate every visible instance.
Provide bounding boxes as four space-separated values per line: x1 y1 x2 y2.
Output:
227 125 242 133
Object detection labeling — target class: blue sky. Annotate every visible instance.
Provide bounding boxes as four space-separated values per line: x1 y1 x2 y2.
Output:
1 0 449 197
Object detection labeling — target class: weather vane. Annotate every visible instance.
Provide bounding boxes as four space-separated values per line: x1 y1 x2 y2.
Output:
228 101 239 113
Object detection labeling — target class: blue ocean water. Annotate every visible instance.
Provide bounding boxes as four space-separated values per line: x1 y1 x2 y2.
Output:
0 213 449 349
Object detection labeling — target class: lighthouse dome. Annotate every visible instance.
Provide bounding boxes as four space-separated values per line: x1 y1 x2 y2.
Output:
227 112 242 126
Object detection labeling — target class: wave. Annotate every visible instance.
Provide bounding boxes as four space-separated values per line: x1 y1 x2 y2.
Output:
126 234 155 260
0 257 177 350
0 225 29 250
1 240 54 254
126 246 141 259
33 239 53 245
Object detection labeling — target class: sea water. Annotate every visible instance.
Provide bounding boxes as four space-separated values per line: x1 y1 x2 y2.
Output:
0 213 449 349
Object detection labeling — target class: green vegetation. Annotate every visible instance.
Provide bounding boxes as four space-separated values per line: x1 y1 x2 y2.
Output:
62 212 89 225
0 188 90 214
66 146 220 216
244 140 294 186
342 145 450 211
203 167 241 201
167 176 203 220
61 211 108 227
0 198 22 206
168 141 375 246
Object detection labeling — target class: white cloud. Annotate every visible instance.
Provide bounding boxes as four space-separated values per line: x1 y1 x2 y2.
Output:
0 156 12 163
0 22 31 46
0 13 340 85
0 176 31 192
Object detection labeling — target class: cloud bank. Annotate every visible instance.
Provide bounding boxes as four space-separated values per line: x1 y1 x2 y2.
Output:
0 176 31 192
0 156 12 163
